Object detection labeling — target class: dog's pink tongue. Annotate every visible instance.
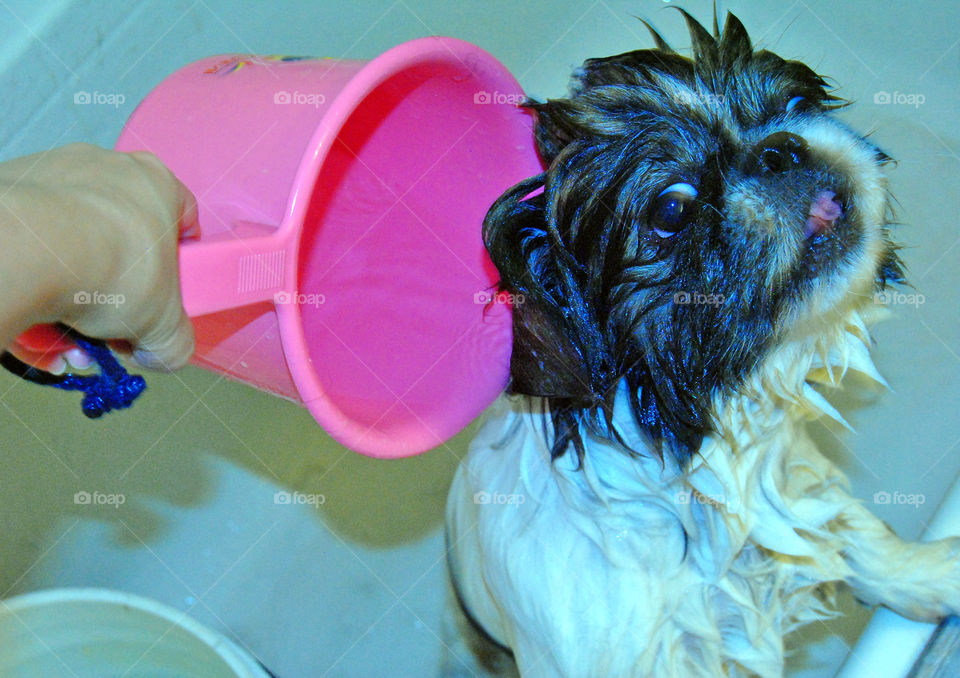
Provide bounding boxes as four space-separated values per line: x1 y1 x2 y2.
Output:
805 190 843 237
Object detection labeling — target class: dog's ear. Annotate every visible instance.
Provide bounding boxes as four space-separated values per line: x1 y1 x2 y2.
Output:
525 98 600 167
482 175 601 407
718 12 752 64
525 33 696 165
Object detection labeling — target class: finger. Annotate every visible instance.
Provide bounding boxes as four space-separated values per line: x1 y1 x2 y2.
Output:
178 183 200 240
6 325 77 373
6 344 67 374
132 311 195 371
127 150 199 240
15 324 76 354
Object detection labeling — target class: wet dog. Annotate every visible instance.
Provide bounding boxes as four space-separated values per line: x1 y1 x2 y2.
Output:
445 10 960 677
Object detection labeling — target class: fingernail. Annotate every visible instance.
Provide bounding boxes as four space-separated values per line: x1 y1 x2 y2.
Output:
133 348 172 372
63 347 93 370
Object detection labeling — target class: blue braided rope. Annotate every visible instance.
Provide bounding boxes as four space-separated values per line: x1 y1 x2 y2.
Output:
0 326 145 418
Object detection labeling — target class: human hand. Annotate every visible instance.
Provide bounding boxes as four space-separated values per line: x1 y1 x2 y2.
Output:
0 143 199 370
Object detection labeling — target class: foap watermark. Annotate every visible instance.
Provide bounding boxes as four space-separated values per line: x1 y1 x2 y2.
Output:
874 290 925 308
671 90 725 109
873 91 925 108
474 490 525 507
674 489 736 509
74 91 125 108
474 290 524 306
273 90 326 107
673 291 725 307
74 290 125 308
274 291 326 307
274 490 326 507
473 90 525 106
74 490 125 508
873 490 925 508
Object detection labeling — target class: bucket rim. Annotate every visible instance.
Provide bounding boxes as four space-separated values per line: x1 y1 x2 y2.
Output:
0 587 270 677
275 36 524 458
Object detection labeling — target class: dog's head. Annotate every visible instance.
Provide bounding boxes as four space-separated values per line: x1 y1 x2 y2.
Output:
485 10 903 465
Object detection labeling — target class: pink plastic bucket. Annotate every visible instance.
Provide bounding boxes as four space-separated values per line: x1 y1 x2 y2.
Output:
114 38 541 458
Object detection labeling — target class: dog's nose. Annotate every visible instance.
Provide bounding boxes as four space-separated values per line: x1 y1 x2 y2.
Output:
746 131 808 175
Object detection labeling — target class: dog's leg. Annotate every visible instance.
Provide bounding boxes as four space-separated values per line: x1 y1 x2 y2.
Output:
768 430 960 623
442 458 520 678
439 567 520 678
836 499 960 622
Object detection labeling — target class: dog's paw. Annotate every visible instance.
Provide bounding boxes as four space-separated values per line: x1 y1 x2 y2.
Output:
867 536 960 622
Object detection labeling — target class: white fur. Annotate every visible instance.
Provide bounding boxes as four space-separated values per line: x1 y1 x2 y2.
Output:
446 298 960 677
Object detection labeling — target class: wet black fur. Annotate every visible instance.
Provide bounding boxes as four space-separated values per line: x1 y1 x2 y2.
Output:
483 10 904 465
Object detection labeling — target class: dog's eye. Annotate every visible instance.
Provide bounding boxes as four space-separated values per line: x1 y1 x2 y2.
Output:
785 96 807 113
651 183 698 238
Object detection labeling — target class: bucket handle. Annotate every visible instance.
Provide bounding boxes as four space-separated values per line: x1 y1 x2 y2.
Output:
179 221 289 317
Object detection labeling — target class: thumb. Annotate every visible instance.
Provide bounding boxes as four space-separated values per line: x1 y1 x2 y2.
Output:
132 310 195 371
